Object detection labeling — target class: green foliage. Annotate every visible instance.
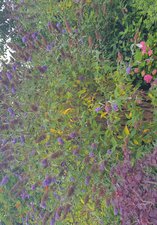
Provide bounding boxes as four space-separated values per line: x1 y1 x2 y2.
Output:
133 0 157 29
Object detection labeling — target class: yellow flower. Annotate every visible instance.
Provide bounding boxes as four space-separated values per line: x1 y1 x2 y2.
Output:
133 139 139 145
124 125 130 136
50 128 63 135
62 108 73 115
100 112 107 118
86 0 91 3
15 201 21 209
143 129 149 134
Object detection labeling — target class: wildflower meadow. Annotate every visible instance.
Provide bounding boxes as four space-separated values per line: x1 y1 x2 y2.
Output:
0 0 157 224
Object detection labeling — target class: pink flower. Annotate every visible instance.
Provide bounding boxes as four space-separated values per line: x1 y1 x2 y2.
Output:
144 74 153 83
148 49 153 56
139 41 147 54
134 68 139 73
137 41 145 49
152 69 157 75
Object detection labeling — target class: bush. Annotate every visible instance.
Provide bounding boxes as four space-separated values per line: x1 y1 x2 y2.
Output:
0 0 157 224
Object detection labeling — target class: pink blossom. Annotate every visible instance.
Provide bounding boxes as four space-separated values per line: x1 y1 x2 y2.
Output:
141 48 147 55
148 49 153 56
144 74 153 83
137 41 147 54
134 68 139 73
137 41 146 49
152 69 157 75
140 41 147 48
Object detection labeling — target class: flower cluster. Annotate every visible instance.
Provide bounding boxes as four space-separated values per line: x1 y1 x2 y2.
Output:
111 148 157 224
127 41 157 87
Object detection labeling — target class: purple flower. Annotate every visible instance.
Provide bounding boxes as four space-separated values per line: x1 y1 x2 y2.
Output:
74 29 78 33
91 143 97 149
85 176 91 186
57 137 64 145
31 184 36 190
107 149 112 155
61 161 66 167
46 42 54 51
43 176 52 187
53 192 60 200
40 202 46 209
31 32 38 40
73 149 79 156
70 177 75 182
112 104 118 112
47 21 51 27
21 190 30 200
0 176 9 186
89 152 95 158
95 107 101 112
11 85 16 94
99 161 106 172
8 107 15 117
114 207 118 216
6 72 13 81
2 139 8 145
46 44 52 51
41 158 48 168
78 75 85 81
20 135 25 144
38 65 47 73
22 36 27 43
69 132 77 139
26 56 32 62
56 22 61 29
43 176 56 187
30 149 36 156
12 64 17 71
50 218 55 225
12 138 18 144
105 104 111 113
51 177 57 183
126 66 131 74
61 29 66 34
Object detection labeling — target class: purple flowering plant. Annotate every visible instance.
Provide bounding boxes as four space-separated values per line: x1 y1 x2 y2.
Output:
0 1 157 225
